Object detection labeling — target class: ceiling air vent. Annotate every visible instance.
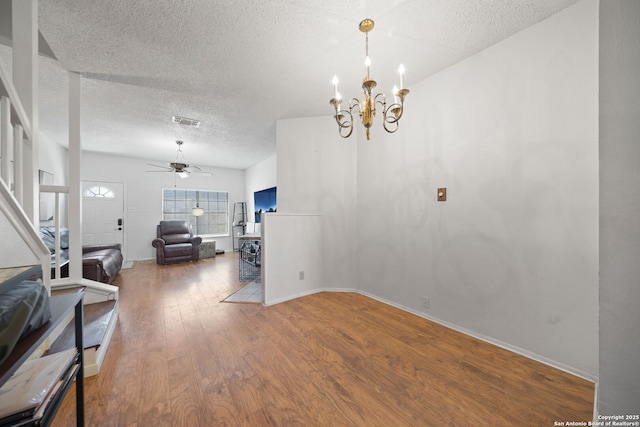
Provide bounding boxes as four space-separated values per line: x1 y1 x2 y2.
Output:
171 115 200 128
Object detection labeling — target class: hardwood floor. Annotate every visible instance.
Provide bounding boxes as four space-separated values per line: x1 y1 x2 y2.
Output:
52 252 594 426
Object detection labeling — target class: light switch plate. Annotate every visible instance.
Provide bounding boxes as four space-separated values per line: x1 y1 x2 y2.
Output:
437 188 447 201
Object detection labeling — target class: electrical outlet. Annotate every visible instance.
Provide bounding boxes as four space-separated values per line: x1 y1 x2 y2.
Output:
299 271 305 280
422 296 430 308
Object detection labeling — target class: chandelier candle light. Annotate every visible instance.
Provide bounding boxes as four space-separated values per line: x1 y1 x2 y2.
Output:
330 18 409 140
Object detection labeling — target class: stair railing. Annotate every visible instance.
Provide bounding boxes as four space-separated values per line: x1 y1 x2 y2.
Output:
39 184 70 282
1 62 50 287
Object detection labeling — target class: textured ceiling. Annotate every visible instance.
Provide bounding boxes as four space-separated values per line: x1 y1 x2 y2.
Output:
3 0 580 170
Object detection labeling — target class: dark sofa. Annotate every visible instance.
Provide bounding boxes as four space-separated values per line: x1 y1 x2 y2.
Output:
39 226 124 284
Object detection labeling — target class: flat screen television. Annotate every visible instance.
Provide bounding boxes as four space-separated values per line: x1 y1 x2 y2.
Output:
253 186 276 223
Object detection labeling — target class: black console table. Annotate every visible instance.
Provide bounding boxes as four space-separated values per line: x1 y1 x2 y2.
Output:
0 291 85 426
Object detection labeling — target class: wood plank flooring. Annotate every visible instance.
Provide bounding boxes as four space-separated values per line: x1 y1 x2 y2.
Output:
51 252 594 426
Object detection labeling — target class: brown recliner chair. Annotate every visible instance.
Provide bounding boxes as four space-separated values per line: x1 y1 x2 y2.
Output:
152 221 202 265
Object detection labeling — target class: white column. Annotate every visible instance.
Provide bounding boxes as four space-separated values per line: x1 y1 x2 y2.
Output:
68 72 83 281
11 0 38 224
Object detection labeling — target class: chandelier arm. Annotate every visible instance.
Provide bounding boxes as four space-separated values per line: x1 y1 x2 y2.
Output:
385 102 404 123
382 103 403 133
374 93 387 119
334 108 354 138
335 110 353 129
349 98 362 111
382 114 400 133
339 121 354 138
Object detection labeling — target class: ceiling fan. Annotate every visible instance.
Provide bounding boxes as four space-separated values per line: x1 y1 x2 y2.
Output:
146 140 212 178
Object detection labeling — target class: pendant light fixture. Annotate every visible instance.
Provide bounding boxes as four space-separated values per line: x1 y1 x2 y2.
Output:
330 18 410 140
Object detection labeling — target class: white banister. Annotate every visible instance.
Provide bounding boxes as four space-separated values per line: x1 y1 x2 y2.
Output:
12 0 39 225
13 125 23 205
0 14 46 286
0 61 32 141
0 179 49 264
1 96 11 184
54 192 62 280
39 184 70 193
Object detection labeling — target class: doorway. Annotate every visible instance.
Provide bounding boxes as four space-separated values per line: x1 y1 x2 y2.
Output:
82 181 125 257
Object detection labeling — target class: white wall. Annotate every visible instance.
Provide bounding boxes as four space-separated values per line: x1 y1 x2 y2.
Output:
599 0 640 415
356 0 599 377
275 0 599 378
262 213 324 305
277 116 358 291
82 151 245 261
38 131 68 226
0 205 39 268
38 132 67 187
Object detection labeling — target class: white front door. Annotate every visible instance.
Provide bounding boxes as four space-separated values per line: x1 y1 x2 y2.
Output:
82 181 125 252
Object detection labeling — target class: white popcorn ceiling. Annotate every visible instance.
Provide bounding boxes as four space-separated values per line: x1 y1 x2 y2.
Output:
26 0 581 169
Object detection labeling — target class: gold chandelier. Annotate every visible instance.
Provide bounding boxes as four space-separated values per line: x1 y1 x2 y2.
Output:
330 18 410 140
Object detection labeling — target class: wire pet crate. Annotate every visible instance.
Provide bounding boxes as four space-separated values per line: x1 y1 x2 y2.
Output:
239 238 261 281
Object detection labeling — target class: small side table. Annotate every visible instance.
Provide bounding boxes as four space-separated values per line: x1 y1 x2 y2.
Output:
200 241 217 259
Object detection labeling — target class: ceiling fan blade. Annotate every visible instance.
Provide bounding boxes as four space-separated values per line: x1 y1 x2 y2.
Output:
185 165 212 176
145 170 173 173
147 163 173 171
